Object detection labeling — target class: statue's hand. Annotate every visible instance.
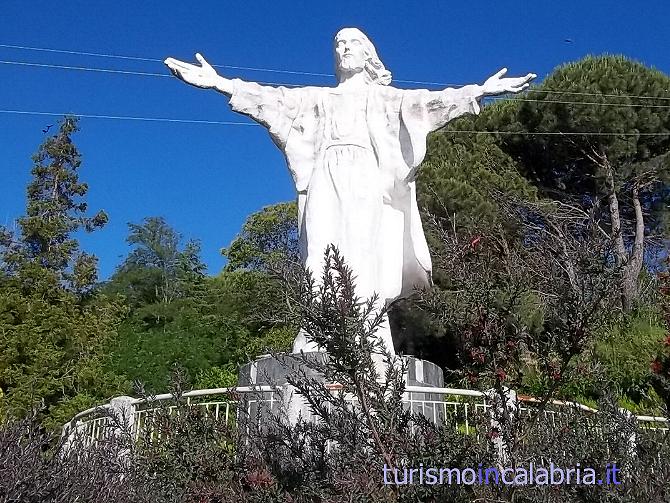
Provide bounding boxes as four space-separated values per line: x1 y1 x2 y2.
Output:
164 53 220 89
481 68 536 97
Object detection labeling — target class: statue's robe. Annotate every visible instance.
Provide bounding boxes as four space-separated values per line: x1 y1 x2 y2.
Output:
229 79 480 301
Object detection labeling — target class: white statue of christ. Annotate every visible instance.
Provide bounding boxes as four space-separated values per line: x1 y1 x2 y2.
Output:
165 27 535 358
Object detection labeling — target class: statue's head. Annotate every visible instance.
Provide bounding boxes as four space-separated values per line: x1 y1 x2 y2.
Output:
334 28 391 86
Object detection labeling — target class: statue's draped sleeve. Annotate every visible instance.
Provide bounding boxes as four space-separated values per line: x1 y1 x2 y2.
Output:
376 86 481 297
228 79 318 195
228 79 319 254
228 79 303 151
399 86 481 180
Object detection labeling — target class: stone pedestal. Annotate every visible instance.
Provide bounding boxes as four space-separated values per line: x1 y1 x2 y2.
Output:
237 352 445 425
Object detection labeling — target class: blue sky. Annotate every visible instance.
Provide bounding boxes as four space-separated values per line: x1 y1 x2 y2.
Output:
2 1 669 279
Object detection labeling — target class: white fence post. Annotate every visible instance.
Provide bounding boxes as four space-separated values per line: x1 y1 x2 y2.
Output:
485 386 517 465
109 396 137 441
617 407 637 459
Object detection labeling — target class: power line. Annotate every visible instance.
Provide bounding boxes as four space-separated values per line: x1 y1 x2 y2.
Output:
0 42 466 86
0 57 448 87
4 57 669 109
0 60 298 87
0 44 372 81
4 42 670 100
0 43 164 63
0 43 334 77
0 109 259 126
3 49 670 106
0 60 169 78
525 89 670 101
0 42 461 86
490 96 670 108
2 109 669 137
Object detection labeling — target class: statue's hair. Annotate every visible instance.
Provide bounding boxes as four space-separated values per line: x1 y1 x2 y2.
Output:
334 28 392 86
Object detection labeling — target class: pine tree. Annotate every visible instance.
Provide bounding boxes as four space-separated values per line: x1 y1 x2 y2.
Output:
0 117 127 426
4 116 107 293
493 56 670 310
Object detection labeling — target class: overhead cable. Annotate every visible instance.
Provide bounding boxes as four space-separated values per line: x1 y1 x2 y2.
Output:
2 109 669 137
0 43 435 84
3 58 670 108
0 109 259 125
4 42 670 98
0 60 296 86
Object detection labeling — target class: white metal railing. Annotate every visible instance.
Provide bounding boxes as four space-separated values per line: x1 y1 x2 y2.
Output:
636 414 670 433
517 394 598 428
62 385 279 447
62 385 669 448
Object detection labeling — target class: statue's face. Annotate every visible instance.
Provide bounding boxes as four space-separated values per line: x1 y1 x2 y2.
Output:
334 29 368 75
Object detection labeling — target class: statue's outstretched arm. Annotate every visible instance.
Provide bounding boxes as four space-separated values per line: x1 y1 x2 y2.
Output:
401 68 536 181
436 68 536 110
423 67 537 130
164 53 234 96
165 52 302 155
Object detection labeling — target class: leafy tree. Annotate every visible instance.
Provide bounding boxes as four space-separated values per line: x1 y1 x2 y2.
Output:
104 216 206 308
652 257 670 413
0 117 127 425
491 56 670 310
222 201 299 272
418 111 537 232
417 194 619 392
104 218 224 390
104 216 294 392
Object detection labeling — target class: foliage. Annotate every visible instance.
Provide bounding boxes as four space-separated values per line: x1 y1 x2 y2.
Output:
651 257 670 413
103 216 206 307
0 117 128 425
222 201 299 272
419 111 537 231
106 312 250 392
3 256 670 502
413 191 623 468
407 108 539 360
104 216 295 393
500 56 670 204
413 56 670 404
1 116 108 292
4 397 670 502
594 307 667 402
489 56 670 310
193 363 239 389
276 245 408 469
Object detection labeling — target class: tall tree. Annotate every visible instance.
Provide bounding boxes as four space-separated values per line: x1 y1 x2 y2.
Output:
3 116 107 292
105 216 206 307
492 56 670 310
418 111 537 233
0 117 127 425
222 201 299 272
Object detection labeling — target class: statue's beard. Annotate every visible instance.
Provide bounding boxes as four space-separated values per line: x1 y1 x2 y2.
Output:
337 60 366 79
